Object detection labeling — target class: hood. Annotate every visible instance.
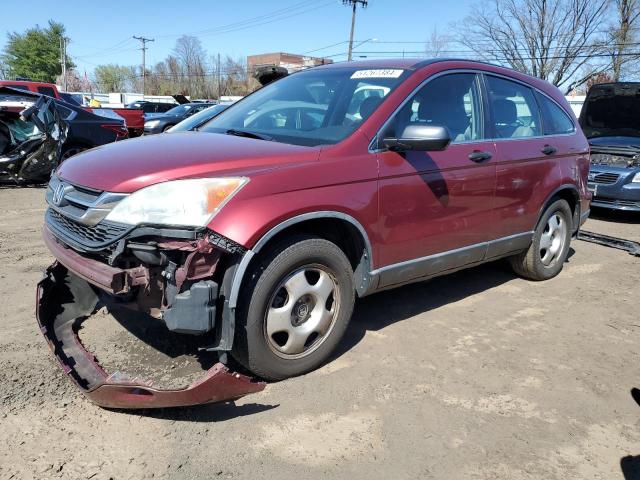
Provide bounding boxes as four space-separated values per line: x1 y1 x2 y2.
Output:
146 112 182 122
580 82 640 139
588 136 640 149
56 131 319 192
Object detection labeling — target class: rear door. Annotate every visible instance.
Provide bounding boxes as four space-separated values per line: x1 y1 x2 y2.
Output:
376 72 497 287
486 74 572 252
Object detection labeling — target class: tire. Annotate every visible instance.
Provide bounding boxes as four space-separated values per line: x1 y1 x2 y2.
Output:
162 124 174 132
232 235 355 381
509 199 573 281
60 145 87 161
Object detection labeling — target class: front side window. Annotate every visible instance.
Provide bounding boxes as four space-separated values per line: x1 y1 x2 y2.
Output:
384 73 483 143
486 75 541 138
535 92 574 135
200 67 407 146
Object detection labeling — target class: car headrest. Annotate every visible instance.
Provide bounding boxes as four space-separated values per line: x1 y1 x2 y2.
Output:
359 96 383 120
493 99 517 125
417 96 469 132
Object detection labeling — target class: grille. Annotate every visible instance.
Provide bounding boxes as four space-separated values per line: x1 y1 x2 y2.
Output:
591 172 620 184
46 208 131 250
592 197 640 208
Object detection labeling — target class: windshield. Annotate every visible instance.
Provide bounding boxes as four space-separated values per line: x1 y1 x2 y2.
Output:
166 104 193 116
581 86 640 138
200 67 408 146
168 104 228 133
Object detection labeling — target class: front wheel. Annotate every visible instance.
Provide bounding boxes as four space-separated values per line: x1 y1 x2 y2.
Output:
232 236 355 380
60 145 87 161
509 199 573 280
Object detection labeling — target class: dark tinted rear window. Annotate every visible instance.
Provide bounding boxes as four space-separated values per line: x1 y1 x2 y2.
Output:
536 92 574 135
37 86 57 97
156 103 174 112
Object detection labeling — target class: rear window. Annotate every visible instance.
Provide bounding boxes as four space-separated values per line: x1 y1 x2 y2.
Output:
37 86 57 98
4 84 29 91
486 75 542 138
536 93 574 135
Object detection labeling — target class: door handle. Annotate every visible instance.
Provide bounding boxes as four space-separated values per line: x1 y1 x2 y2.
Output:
468 150 492 163
541 145 557 155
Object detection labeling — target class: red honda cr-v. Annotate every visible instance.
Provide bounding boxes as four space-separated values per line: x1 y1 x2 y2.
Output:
38 59 591 409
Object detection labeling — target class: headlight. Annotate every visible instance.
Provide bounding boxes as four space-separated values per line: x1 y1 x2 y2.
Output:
104 178 248 227
632 172 640 183
145 120 161 128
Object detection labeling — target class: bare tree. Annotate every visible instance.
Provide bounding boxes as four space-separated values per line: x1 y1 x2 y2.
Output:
459 0 608 87
172 36 208 98
608 0 640 80
425 27 451 57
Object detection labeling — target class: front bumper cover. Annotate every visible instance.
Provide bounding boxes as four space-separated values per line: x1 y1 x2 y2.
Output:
36 262 265 409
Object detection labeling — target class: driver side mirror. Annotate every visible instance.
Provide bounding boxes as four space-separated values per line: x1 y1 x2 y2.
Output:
382 124 451 152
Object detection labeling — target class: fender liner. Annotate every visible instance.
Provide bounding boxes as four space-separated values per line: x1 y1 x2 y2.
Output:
219 212 374 349
536 184 581 233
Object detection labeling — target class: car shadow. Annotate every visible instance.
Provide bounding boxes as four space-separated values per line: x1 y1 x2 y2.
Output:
331 259 518 360
0 182 47 189
105 257 552 420
621 455 640 479
619 389 640 479
110 401 279 422
590 207 640 224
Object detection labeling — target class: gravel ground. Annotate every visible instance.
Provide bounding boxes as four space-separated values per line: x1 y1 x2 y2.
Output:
0 186 639 480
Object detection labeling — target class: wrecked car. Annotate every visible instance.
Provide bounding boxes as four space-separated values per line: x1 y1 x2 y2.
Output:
0 87 66 184
580 82 640 211
38 59 590 409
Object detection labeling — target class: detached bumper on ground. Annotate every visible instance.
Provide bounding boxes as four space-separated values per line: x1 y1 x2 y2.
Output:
36 262 265 409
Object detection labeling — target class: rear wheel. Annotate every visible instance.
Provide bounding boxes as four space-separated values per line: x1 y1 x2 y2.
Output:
232 235 355 380
509 199 572 280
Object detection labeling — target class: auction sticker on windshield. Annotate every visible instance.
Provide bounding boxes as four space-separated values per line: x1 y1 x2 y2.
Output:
351 69 404 79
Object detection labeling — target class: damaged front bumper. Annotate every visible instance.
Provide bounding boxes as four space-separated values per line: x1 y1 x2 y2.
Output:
36 262 265 409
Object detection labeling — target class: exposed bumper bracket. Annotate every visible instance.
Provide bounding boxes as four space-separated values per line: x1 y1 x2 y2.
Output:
577 230 640 257
36 262 265 409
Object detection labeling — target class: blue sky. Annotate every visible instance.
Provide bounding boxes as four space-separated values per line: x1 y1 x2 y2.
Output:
0 0 476 77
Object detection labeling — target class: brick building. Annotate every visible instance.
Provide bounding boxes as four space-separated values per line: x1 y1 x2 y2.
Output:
247 52 333 75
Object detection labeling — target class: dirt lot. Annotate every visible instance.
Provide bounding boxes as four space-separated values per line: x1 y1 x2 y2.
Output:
1 186 639 480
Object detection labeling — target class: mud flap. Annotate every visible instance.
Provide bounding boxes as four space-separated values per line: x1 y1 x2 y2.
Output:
36 262 265 409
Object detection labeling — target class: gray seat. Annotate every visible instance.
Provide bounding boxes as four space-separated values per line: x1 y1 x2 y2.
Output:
417 95 471 142
493 99 535 138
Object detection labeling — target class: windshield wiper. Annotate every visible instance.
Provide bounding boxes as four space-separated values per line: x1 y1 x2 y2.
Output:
225 129 273 141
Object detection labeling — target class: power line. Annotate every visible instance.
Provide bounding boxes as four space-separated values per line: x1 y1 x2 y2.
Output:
157 0 334 39
71 38 136 59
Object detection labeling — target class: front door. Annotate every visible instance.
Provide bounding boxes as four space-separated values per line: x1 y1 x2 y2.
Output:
375 72 497 288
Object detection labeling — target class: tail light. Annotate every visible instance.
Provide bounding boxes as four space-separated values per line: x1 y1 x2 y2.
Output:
101 124 129 139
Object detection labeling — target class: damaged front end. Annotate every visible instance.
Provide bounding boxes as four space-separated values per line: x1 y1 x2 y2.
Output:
0 87 66 184
37 176 265 408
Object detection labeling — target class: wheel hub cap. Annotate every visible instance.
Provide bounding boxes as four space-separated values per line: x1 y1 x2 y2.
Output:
264 267 339 358
539 212 567 266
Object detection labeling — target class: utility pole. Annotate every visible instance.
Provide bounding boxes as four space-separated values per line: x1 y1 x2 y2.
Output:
133 36 154 98
343 0 368 61
217 53 221 100
60 36 68 91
